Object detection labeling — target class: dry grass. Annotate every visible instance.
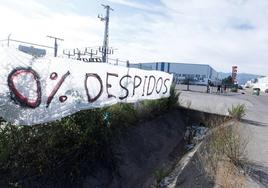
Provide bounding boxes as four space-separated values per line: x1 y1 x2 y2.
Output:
198 121 249 187
216 161 245 188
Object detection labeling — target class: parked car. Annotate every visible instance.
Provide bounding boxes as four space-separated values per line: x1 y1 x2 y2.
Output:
238 85 243 90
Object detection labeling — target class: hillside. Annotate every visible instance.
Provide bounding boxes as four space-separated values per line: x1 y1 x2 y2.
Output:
218 72 261 85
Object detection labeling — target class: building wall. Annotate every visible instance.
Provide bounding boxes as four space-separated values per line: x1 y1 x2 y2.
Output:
130 62 220 85
18 45 46 57
130 63 153 70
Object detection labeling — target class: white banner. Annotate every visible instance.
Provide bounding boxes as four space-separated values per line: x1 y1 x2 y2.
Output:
0 48 173 125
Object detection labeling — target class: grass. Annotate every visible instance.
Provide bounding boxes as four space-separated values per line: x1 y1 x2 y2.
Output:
137 83 180 119
198 120 249 187
0 112 111 183
188 104 248 187
0 83 180 186
153 168 170 184
216 161 245 188
228 104 246 120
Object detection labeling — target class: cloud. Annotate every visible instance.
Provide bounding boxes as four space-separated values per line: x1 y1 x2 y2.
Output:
1 0 268 75
0 0 104 55
108 0 162 12
110 0 268 75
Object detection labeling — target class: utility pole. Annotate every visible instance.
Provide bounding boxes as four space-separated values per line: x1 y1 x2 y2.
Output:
98 4 113 63
7 33 11 47
47 35 64 57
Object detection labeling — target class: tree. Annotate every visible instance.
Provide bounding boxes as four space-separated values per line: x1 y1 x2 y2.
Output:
222 76 233 85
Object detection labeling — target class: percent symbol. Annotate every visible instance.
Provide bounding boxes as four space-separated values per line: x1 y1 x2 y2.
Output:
46 71 70 108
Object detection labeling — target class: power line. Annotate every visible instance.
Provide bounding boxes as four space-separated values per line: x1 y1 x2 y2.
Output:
1 34 54 49
7 38 54 49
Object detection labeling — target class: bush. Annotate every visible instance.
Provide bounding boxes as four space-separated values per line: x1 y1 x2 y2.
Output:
106 103 137 128
139 98 168 118
139 83 180 118
0 109 113 185
167 83 180 109
228 104 246 120
199 122 249 186
207 124 248 164
0 84 180 186
153 168 169 184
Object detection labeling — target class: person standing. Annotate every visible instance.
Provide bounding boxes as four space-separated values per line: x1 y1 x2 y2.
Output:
217 85 221 94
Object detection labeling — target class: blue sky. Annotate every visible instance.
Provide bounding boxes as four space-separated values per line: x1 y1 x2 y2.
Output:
0 0 268 75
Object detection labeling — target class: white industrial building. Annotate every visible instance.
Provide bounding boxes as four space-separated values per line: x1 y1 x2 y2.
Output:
131 62 220 86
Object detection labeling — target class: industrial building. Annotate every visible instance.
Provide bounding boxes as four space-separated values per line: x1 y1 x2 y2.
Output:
130 62 220 86
18 45 46 57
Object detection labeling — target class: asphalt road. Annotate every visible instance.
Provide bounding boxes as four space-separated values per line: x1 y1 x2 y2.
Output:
178 85 268 188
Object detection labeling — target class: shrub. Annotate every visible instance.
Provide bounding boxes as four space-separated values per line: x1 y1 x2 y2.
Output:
0 84 179 185
228 104 246 120
106 103 137 128
0 110 112 185
167 83 180 109
153 168 169 184
139 83 180 118
139 98 168 118
199 122 249 184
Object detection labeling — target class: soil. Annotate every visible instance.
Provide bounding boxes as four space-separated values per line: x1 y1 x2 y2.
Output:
83 108 187 188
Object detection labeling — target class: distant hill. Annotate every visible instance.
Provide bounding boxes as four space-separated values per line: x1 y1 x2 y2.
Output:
218 72 261 85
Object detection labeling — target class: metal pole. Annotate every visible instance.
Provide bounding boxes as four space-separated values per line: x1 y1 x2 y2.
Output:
54 38 58 57
99 4 113 63
47 35 64 57
7 33 11 47
103 6 109 63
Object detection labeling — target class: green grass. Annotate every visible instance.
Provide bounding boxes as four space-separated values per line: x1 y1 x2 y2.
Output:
228 104 246 120
153 168 170 184
139 83 180 119
0 84 180 186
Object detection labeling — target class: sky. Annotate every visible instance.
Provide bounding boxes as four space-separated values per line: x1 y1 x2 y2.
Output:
0 0 268 75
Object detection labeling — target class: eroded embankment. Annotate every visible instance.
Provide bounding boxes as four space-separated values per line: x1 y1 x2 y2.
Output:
0 107 225 188
83 108 187 188
82 108 225 188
